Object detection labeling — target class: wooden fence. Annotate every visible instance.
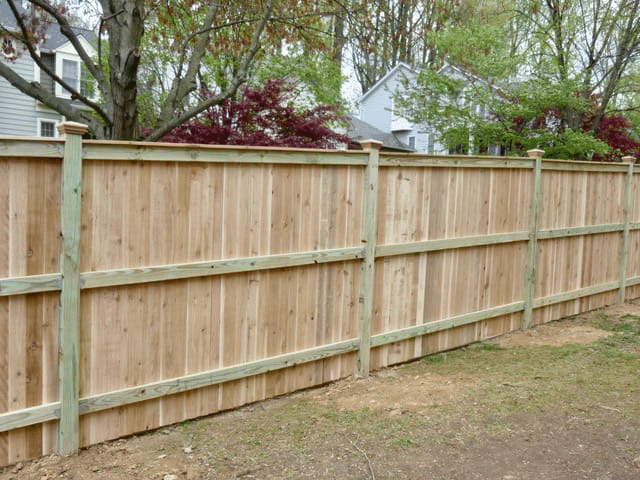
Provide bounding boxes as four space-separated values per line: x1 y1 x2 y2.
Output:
0 123 639 465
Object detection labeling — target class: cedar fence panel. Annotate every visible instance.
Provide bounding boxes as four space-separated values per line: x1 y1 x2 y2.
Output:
0 129 638 465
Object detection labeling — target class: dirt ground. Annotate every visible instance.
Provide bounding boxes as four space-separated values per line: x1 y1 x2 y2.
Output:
2 303 640 480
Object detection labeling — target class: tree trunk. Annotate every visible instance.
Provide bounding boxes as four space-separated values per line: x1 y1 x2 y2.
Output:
101 0 144 140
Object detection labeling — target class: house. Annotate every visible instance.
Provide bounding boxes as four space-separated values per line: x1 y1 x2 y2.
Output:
345 116 415 152
357 62 504 155
0 3 96 138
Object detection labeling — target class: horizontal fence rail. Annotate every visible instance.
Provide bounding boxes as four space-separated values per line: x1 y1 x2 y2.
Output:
0 127 638 466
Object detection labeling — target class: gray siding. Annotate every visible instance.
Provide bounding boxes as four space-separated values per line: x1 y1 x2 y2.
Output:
0 53 63 137
0 53 38 136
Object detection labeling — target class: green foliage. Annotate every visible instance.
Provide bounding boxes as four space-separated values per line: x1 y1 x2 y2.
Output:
253 45 345 108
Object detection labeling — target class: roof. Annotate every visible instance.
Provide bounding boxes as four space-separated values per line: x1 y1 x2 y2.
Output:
0 2 95 51
345 117 415 152
357 62 417 104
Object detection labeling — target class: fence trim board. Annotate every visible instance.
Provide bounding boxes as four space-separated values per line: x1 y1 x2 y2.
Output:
0 273 61 296
533 281 620 308
80 247 364 290
83 142 369 165
541 160 632 172
0 403 60 433
379 155 534 169
537 224 625 239
78 338 360 415
370 301 526 348
0 138 64 158
375 232 529 258
626 276 640 287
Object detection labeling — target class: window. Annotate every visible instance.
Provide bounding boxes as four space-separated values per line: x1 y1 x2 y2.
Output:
39 120 57 138
2 37 17 60
409 136 415 149
58 57 94 99
40 52 55 94
62 59 78 91
427 134 435 154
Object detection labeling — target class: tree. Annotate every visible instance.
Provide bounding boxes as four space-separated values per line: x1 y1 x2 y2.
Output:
0 0 346 141
394 0 640 160
161 78 352 149
343 0 496 94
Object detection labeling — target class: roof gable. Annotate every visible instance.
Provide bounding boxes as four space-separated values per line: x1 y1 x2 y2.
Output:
358 62 417 104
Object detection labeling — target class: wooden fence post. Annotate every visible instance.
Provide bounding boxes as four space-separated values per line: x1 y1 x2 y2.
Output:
57 122 88 455
618 156 635 303
522 149 543 329
356 139 382 377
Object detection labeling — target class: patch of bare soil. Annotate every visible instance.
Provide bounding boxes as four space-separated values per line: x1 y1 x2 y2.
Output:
2 303 640 480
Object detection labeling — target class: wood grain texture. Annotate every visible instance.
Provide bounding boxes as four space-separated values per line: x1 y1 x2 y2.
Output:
1 137 638 467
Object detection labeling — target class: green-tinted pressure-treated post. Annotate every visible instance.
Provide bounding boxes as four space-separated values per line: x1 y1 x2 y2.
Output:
522 149 543 329
618 156 635 303
356 140 382 377
57 122 88 455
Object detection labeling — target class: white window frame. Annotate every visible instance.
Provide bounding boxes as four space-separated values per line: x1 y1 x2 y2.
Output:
55 52 95 101
1 36 18 60
55 52 80 99
38 118 58 138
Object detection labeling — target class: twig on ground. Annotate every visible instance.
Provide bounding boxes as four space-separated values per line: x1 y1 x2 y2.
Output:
599 405 622 413
350 437 375 480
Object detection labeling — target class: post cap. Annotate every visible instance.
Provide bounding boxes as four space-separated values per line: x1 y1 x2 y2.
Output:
57 122 89 136
526 149 545 159
359 139 384 151
621 155 636 164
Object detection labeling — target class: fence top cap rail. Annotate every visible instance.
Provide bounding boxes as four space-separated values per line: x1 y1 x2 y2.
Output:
541 158 636 171
0 136 65 158
0 135 64 144
83 139 365 156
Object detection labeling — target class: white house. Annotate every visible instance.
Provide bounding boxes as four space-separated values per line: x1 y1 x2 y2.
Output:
357 62 504 155
0 3 96 138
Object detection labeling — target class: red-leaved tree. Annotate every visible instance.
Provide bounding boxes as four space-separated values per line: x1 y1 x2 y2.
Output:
161 79 351 149
587 114 640 162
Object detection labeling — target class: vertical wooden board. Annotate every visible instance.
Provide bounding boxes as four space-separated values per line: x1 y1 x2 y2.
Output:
630 173 640 223
586 172 624 226
269 165 293 256
423 251 446 324
582 233 620 286
84 161 125 271
446 248 477 318
125 161 152 267
370 258 389 368
84 288 124 443
483 313 519 338
625 284 640 301
7 294 27 462
41 160 62 274
159 281 188 426
375 166 390 246
0 159 8 279
455 169 487 238
427 168 451 240
297 170 324 385
627 231 640 279
488 169 526 234
534 239 555 300
6 159 29 462
443 169 459 239
0 296 7 464
218 273 247 407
